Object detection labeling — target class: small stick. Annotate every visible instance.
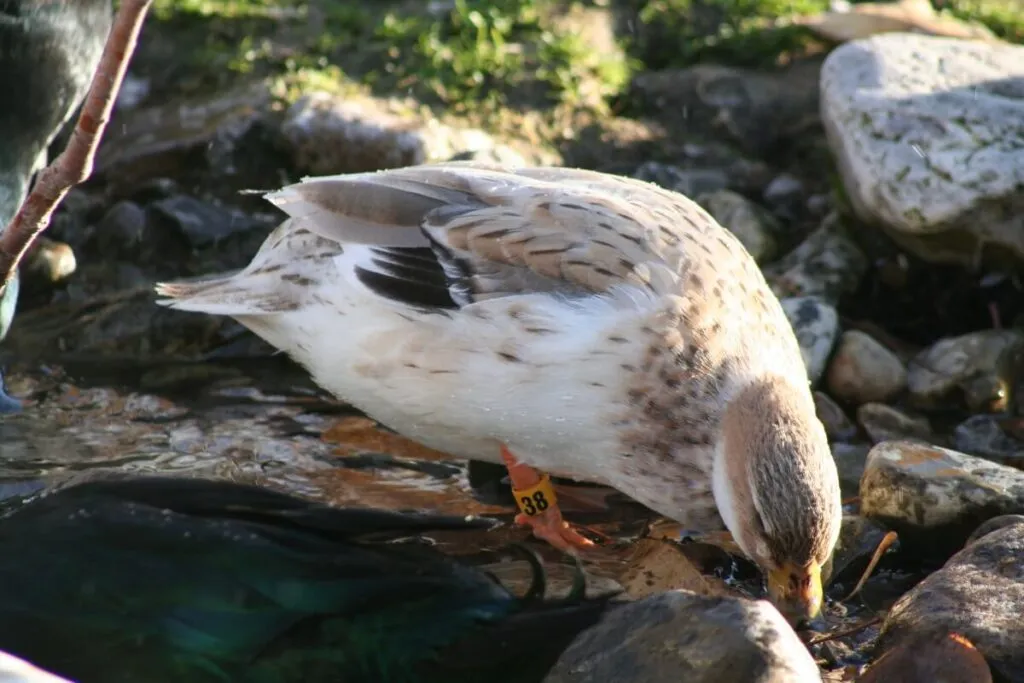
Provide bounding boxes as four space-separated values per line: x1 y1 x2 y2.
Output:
842 530 899 603
0 0 154 294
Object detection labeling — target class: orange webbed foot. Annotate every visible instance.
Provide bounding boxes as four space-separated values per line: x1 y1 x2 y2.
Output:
500 444 596 554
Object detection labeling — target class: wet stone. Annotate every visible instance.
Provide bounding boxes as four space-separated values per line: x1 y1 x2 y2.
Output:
764 213 867 306
876 517 1024 682
952 414 1024 467
856 403 931 444
780 296 839 384
826 330 907 406
543 591 820 683
860 440 1024 556
696 189 778 263
906 329 1023 411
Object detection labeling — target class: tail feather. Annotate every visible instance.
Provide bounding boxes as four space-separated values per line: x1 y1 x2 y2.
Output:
154 274 300 316
154 219 342 316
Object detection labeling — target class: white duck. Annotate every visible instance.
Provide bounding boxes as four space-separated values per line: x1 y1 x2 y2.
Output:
156 162 842 622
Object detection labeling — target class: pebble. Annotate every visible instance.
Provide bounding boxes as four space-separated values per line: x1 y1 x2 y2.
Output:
762 173 804 206
764 213 867 306
856 403 930 444
544 591 821 683
860 440 1024 556
825 330 907 405
876 516 1024 682
820 33 1024 267
696 189 778 263
906 329 1022 410
23 238 76 284
814 391 858 441
780 296 839 384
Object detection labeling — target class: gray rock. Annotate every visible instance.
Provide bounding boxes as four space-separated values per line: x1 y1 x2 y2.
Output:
762 173 804 205
626 59 822 157
826 330 907 405
966 513 1024 546
860 440 1024 555
544 591 820 683
780 296 839 383
632 162 729 198
697 189 779 263
280 92 544 176
96 84 271 190
820 33 1024 267
953 414 1024 467
93 200 188 265
147 195 260 249
815 391 858 441
764 213 867 306
857 403 930 444
831 442 872 498
878 518 1024 682
906 329 1023 410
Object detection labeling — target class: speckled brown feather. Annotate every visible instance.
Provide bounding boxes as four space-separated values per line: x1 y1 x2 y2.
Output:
157 162 841 580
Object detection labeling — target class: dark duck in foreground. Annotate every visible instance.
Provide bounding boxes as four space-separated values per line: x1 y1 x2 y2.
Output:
0 0 112 411
0 476 618 683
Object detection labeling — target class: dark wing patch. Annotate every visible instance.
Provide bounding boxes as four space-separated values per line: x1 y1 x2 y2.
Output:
354 247 465 311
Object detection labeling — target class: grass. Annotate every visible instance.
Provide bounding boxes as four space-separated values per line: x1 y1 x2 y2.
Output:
622 0 833 70
142 0 1023 129
938 0 1024 42
147 0 633 115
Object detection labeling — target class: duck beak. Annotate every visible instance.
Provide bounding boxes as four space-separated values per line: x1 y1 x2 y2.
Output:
767 560 823 624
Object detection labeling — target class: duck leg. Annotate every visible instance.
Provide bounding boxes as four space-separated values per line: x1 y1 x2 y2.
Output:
500 444 595 553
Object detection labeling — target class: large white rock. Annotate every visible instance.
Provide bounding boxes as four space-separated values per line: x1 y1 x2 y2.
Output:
820 33 1024 266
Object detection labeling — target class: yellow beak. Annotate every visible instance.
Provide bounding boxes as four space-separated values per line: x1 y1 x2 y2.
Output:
767 560 823 624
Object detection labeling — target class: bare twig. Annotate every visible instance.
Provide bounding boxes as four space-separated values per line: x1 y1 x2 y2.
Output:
0 0 154 294
842 530 899 603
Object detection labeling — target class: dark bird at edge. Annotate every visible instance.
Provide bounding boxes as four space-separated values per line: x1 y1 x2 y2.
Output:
0 476 619 683
0 0 112 412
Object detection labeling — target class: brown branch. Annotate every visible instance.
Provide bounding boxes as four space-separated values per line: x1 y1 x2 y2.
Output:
0 0 154 294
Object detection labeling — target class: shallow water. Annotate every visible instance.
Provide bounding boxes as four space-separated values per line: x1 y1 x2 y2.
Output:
0 355 895 678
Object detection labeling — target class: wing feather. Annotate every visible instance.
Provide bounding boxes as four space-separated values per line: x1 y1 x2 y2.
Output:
261 163 731 310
